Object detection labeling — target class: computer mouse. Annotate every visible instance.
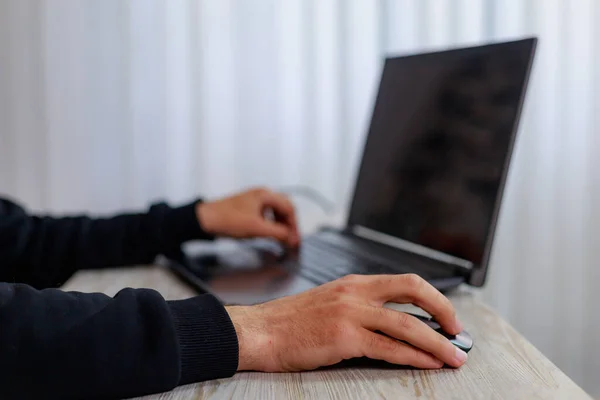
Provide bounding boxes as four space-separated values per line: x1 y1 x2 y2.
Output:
406 312 473 353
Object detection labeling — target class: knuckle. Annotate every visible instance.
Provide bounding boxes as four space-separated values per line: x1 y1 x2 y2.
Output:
396 312 413 330
408 346 427 363
365 333 381 351
253 187 270 196
403 273 423 288
332 275 362 295
379 336 397 353
332 282 352 295
402 273 424 296
365 334 395 355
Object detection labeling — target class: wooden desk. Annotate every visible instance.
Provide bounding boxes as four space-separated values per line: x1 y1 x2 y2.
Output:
62 266 592 400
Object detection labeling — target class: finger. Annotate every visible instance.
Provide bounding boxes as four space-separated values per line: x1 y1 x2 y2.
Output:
245 216 291 243
366 274 462 335
261 192 299 246
363 306 467 368
359 329 443 369
261 192 296 228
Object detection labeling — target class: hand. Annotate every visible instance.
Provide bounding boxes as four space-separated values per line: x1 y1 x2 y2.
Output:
226 274 467 372
196 187 300 247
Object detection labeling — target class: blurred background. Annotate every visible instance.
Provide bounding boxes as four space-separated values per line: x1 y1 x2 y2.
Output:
0 0 598 396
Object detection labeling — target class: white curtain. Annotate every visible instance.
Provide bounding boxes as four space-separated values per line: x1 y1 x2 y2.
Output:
0 0 382 214
1 0 599 396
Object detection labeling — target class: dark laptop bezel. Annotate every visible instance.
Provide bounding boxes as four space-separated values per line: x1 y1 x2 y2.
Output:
343 37 538 288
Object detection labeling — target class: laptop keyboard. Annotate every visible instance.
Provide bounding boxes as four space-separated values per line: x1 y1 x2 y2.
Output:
294 234 431 286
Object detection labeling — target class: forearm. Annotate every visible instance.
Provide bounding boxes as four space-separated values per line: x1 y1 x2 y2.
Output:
0 198 214 288
0 283 238 399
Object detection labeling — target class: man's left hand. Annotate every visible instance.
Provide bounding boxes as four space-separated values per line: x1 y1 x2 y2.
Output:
195 187 300 248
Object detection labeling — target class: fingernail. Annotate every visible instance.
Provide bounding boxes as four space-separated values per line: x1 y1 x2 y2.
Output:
454 348 468 365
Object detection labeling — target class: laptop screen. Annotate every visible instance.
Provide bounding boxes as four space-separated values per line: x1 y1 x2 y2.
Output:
347 39 535 266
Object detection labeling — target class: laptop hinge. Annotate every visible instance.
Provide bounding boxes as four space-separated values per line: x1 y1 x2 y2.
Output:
350 225 473 270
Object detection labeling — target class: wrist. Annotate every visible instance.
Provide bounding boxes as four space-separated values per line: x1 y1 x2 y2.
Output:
195 202 218 235
225 305 273 372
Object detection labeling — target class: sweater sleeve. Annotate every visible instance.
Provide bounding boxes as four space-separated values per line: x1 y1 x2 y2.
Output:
0 284 239 400
0 197 214 289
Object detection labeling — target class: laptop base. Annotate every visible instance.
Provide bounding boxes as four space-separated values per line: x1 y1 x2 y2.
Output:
161 230 466 305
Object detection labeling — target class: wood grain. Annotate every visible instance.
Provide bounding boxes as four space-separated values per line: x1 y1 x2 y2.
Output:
63 266 592 400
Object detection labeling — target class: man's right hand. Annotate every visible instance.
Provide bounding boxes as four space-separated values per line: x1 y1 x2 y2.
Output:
225 274 467 372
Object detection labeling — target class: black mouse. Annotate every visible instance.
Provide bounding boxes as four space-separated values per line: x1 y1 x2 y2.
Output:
405 312 473 353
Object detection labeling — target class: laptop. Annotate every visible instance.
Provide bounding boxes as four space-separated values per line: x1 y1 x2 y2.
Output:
163 37 538 305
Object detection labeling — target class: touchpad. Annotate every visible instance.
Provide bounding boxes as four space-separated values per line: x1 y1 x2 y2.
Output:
179 239 312 305
183 239 285 270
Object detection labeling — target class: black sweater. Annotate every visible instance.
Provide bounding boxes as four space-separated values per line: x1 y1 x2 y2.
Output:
0 197 239 399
